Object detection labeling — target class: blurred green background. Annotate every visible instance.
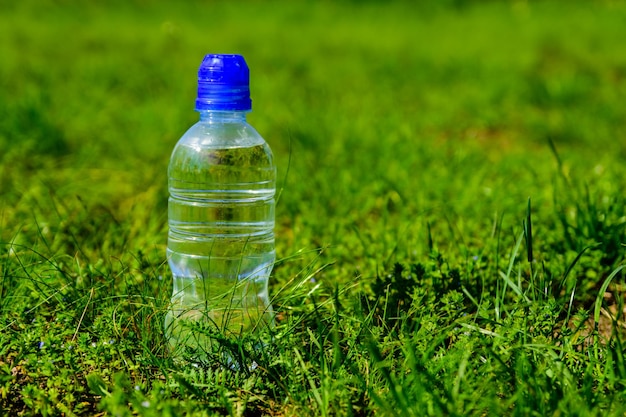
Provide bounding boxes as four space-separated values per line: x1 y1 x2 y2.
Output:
2 0 626 284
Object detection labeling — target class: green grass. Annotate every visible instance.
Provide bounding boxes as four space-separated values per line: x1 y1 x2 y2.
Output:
2 0 626 415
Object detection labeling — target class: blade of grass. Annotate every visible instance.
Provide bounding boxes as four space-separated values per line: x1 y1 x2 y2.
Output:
593 265 626 334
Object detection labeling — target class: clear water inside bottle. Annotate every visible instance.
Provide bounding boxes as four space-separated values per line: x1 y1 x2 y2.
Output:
165 135 276 354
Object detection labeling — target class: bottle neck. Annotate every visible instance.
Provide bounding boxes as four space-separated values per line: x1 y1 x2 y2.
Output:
198 110 248 123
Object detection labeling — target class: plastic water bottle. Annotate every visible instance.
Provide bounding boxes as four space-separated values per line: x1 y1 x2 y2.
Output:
164 54 276 355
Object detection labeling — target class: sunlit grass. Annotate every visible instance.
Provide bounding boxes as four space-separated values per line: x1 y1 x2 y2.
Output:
2 0 626 415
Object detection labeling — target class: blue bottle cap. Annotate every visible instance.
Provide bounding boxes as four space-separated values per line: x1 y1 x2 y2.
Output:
195 54 252 111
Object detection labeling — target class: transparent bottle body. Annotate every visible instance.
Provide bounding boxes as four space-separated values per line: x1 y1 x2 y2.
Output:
165 111 275 354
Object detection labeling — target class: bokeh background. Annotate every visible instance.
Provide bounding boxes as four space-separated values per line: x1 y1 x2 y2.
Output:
2 0 626 306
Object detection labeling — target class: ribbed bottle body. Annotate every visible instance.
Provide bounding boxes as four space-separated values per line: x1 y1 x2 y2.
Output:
165 114 275 352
